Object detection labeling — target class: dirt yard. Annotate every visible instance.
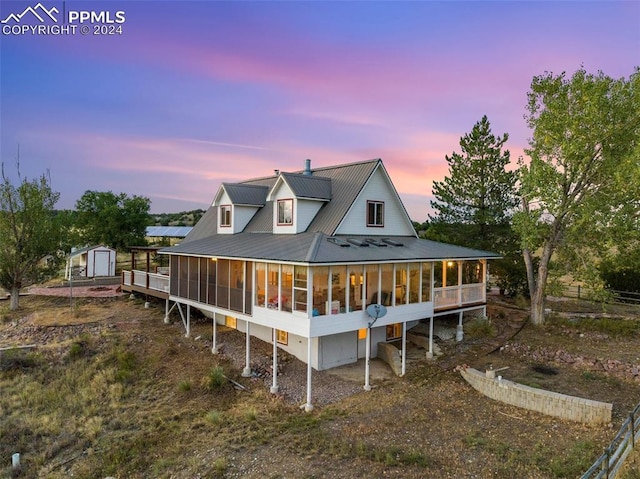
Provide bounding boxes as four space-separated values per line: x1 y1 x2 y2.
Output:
1 293 639 478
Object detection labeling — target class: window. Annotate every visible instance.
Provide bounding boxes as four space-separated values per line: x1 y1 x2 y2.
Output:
220 205 231 227
367 201 384 227
386 323 402 340
276 329 288 345
277 199 293 225
293 266 308 313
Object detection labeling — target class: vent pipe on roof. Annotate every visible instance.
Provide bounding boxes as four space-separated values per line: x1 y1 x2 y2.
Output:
274 169 280 176
303 158 312 176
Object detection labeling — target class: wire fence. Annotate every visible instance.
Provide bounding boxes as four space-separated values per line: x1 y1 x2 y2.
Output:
581 402 640 479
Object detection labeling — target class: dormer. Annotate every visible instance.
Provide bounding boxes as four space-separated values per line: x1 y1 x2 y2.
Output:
212 183 268 234
267 161 331 234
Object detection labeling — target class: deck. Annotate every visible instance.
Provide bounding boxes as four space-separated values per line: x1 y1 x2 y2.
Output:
121 270 170 299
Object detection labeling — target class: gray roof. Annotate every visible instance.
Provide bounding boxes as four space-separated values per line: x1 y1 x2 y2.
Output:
280 173 332 200
222 183 268 206
182 159 380 239
161 233 500 264
146 226 193 238
70 245 114 257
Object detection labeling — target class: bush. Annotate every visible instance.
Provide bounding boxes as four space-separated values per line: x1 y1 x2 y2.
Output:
203 366 227 391
465 316 495 339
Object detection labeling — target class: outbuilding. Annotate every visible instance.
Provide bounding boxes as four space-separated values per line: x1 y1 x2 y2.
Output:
66 245 116 279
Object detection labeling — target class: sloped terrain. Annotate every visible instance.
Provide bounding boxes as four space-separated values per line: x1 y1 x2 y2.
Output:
1 294 639 478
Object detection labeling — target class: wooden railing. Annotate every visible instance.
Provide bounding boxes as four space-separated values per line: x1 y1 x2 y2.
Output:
581 402 640 479
122 270 169 293
434 283 485 310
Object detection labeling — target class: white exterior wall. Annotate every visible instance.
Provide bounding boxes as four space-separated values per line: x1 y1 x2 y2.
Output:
233 205 260 234
335 167 415 236
294 199 324 233
271 182 296 234
84 246 115 277
216 191 233 235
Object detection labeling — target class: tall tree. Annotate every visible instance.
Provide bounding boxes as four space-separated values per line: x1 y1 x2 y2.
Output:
425 116 522 294
0 163 62 310
428 115 518 250
514 67 640 325
75 191 151 250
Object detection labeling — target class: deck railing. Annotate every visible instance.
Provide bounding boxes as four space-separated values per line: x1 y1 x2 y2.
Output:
122 270 169 293
434 283 485 310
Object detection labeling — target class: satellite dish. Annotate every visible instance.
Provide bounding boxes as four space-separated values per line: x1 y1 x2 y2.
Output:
365 304 387 328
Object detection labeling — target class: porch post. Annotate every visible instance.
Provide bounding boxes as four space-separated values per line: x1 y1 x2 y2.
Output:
185 304 191 338
270 328 279 394
242 320 252 377
211 314 218 354
401 321 406 376
364 327 372 391
456 311 464 341
164 298 170 324
427 316 434 359
304 338 313 412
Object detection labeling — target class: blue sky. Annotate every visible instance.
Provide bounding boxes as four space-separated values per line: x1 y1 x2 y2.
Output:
1 0 638 220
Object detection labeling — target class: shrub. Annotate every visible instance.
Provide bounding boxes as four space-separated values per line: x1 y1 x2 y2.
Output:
465 316 495 339
203 366 227 391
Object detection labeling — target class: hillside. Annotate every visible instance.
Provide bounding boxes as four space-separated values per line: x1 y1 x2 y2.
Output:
1 295 639 478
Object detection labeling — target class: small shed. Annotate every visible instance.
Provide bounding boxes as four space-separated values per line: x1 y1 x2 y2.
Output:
67 245 116 279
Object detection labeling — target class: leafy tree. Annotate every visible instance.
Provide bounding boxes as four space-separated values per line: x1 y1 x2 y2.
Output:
514 67 640 325
0 163 62 310
425 116 523 294
75 191 151 250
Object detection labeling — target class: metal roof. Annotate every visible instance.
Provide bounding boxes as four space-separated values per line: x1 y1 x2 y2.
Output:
161 233 500 263
280 173 332 200
222 183 268 206
146 226 193 238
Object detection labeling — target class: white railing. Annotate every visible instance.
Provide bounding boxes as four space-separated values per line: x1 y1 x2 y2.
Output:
122 270 169 293
434 283 485 310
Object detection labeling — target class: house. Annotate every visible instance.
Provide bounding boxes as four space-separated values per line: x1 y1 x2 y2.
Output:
130 159 499 411
66 245 116 279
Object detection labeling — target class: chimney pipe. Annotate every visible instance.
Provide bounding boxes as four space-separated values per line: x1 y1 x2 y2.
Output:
303 158 312 176
274 169 280 176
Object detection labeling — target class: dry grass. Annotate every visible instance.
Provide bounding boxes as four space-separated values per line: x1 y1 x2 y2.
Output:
1 295 639 478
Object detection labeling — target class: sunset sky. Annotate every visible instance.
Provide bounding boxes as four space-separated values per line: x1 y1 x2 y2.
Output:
1 1 638 221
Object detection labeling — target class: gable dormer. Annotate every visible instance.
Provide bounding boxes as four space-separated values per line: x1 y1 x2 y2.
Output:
213 183 268 234
267 163 331 234
335 160 416 236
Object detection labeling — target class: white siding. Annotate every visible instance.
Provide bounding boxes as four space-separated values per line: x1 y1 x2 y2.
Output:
216 191 233 235
271 182 296 234
233 205 260 233
294 199 323 233
335 167 415 236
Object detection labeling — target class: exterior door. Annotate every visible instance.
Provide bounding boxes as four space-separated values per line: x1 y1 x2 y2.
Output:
93 251 111 276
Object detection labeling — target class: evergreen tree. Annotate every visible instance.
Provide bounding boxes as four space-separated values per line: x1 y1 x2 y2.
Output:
428 115 518 251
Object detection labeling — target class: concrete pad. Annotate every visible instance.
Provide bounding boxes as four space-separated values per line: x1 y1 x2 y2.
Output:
324 358 395 383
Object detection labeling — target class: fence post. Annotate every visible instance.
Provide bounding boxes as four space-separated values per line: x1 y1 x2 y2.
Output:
577 285 581 299
632 409 636 448
605 446 611 479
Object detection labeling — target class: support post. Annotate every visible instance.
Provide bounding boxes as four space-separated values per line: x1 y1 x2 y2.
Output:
401 321 406 376
364 328 372 391
185 304 191 338
211 314 218 354
270 328 279 394
427 316 434 359
242 321 251 377
164 298 170 324
304 338 313 411
456 311 464 342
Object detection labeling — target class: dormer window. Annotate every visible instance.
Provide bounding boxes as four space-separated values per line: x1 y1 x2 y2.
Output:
220 205 232 227
277 199 293 225
367 201 384 227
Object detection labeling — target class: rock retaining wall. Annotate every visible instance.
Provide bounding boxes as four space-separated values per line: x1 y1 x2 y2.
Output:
459 367 612 424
